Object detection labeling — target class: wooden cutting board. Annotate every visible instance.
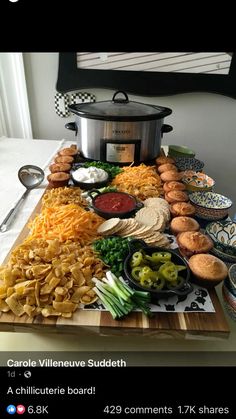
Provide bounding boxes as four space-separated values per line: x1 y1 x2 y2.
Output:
0 192 230 339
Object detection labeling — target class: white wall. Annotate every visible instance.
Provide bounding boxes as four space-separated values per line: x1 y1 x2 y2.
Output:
23 53 236 216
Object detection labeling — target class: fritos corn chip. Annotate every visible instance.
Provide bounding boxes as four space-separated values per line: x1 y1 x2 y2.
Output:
0 238 106 318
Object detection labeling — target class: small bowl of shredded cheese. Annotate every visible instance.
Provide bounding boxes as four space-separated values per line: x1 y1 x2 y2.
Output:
71 166 109 190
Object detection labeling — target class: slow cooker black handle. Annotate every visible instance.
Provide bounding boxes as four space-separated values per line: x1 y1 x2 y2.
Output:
161 124 173 134
65 122 78 136
112 91 129 103
167 281 193 296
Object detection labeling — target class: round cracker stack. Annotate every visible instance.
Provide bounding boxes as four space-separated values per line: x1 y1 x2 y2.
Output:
135 207 166 232
97 218 122 236
144 197 169 210
97 214 170 247
142 197 170 224
134 207 157 227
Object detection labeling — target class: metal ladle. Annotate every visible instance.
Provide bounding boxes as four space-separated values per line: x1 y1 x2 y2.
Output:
0 165 44 233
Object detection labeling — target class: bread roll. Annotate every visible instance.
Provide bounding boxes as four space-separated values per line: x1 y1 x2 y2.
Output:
59 147 77 157
170 216 200 235
156 156 175 166
160 170 183 182
163 181 186 193
177 231 213 257
47 172 70 188
189 254 228 283
158 163 178 174
49 163 71 173
165 190 189 204
54 155 74 164
170 202 196 217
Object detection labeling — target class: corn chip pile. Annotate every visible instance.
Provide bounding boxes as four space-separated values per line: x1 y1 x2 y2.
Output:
0 186 107 319
0 238 106 318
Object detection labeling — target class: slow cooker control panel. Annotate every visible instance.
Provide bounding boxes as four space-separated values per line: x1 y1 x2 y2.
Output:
100 139 141 164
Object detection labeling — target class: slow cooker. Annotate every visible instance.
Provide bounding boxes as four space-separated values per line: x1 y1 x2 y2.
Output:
65 90 173 164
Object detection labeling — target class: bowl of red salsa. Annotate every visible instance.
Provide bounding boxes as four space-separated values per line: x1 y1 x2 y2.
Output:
88 190 143 219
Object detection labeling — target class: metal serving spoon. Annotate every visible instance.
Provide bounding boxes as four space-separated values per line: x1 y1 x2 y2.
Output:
0 165 44 233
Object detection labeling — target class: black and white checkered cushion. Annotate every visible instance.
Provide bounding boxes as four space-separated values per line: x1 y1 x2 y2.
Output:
54 92 70 117
55 92 96 117
70 92 96 104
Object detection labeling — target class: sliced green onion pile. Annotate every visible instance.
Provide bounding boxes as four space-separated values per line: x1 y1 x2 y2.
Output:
92 271 152 320
93 236 130 277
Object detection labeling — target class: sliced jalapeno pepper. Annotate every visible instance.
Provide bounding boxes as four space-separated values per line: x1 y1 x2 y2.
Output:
140 277 153 288
130 251 144 267
159 262 178 282
152 276 165 290
139 266 153 281
175 265 187 272
150 252 172 263
152 271 165 290
131 266 142 281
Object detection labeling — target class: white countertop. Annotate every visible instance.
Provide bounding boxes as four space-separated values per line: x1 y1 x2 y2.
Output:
0 137 70 263
0 137 236 364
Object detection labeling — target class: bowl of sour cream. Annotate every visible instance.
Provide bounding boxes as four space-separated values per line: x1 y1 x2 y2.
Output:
71 166 109 190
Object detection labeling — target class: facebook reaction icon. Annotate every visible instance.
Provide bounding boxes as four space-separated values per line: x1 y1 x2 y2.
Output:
6 405 16 414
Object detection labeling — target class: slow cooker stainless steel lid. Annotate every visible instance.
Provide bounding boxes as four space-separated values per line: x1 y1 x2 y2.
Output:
68 90 172 121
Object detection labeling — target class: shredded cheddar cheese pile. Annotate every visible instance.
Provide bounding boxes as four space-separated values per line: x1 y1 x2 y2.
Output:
111 164 163 200
28 204 104 244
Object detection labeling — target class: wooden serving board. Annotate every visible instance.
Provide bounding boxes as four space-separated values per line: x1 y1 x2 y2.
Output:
0 192 230 339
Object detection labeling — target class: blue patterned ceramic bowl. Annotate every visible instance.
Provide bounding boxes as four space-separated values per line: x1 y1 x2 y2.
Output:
189 192 233 221
222 286 236 321
229 264 236 289
211 247 236 263
222 276 236 321
224 277 236 299
206 221 236 258
174 157 204 172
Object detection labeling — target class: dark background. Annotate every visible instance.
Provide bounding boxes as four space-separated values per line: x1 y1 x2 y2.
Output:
1 1 235 51
0 366 235 417
1 2 235 416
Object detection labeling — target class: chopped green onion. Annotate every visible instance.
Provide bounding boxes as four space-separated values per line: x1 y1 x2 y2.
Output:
92 271 152 320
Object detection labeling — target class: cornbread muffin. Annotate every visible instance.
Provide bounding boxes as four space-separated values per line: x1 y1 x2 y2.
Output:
188 253 228 287
170 216 200 235
70 144 78 151
47 172 70 188
170 202 196 217
49 163 71 173
59 147 78 157
165 190 189 204
157 163 178 174
156 156 175 166
163 181 186 194
160 170 183 182
54 155 74 164
177 231 214 258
